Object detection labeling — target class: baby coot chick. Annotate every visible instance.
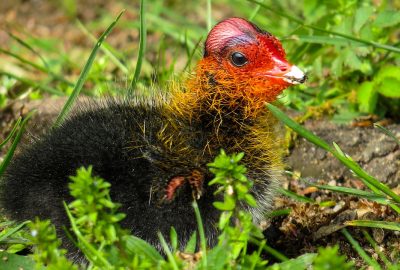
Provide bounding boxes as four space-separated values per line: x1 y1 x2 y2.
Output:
0 18 306 253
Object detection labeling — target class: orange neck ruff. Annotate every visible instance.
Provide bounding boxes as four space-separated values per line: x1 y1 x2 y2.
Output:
169 57 288 121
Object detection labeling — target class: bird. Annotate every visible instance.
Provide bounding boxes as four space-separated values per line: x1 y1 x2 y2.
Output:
0 17 306 256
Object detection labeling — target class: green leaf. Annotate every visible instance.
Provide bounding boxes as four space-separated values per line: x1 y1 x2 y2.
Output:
123 235 163 263
0 251 39 270
313 245 354 270
218 211 232 230
183 232 197 253
376 65 400 80
357 81 377 113
353 6 374 33
373 10 400 28
170 227 178 251
374 66 400 98
331 56 343 77
244 194 257 207
6 244 28 254
213 200 235 211
376 78 400 98
269 253 316 270
344 49 362 70
303 0 326 23
207 242 229 269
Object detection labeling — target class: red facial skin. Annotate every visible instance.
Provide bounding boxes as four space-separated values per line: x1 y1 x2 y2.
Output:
187 17 295 118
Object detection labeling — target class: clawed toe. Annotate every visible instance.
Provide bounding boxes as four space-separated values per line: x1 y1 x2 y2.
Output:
163 169 204 202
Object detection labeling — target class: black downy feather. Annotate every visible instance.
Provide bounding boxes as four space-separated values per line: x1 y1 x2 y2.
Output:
0 97 222 258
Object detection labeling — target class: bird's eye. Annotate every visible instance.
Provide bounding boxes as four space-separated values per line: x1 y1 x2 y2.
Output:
230 52 248 67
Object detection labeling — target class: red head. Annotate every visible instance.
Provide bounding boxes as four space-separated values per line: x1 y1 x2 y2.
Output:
191 18 306 117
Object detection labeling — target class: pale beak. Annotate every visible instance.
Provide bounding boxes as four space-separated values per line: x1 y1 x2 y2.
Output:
264 62 307 85
282 65 307 85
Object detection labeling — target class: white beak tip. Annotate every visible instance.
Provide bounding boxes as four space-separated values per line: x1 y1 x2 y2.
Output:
283 65 307 85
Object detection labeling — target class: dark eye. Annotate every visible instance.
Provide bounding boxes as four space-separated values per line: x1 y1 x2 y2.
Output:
230 52 248 67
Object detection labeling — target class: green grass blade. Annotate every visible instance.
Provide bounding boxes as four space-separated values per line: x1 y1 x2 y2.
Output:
157 232 179 270
248 0 400 54
8 32 51 69
345 220 400 231
292 170 394 204
206 0 212 32
374 124 400 146
192 200 208 268
306 25 400 54
183 232 197 253
0 48 73 87
341 228 381 270
309 184 394 205
0 221 30 242
183 37 203 72
76 20 128 75
54 10 125 127
250 237 288 261
248 0 265 20
0 118 22 149
0 48 47 72
361 230 392 268
284 35 365 47
333 151 400 205
266 103 331 151
0 110 36 176
277 187 314 203
246 0 302 24
145 14 199 51
267 208 291 218
0 70 64 96
129 0 146 92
